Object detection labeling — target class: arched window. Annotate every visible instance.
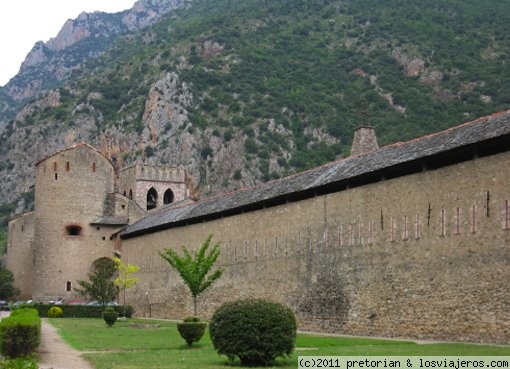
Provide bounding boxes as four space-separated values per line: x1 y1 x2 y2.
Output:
65 225 83 237
146 187 158 210
163 189 174 205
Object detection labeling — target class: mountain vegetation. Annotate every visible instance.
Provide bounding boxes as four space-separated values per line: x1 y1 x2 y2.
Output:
0 0 509 254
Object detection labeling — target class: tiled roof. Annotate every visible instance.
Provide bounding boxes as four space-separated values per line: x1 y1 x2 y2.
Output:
91 216 129 226
122 110 510 239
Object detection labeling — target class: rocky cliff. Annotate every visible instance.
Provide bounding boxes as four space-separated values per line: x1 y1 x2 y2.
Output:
2 0 188 103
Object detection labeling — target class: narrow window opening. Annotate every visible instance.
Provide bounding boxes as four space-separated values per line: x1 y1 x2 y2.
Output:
454 207 462 235
470 205 478 234
129 189 133 199
54 173 58 181
415 214 421 239
486 191 490 217
92 162 96 172
66 161 70 171
502 200 510 230
402 215 409 241
53 162 57 172
121 204 125 209
66 281 72 292
390 218 396 242
439 210 446 237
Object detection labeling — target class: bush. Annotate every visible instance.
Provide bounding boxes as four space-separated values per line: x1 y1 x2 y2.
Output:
0 308 41 358
209 299 297 366
48 306 63 318
0 357 38 369
30 303 134 318
102 307 118 327
177 317 207 346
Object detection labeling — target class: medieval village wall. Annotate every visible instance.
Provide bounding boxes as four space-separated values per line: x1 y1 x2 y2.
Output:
31 145 123 302
6 212 35 300
122 150 510 345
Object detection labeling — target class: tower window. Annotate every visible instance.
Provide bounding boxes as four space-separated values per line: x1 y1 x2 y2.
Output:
66 281 72 292
92 162 96 172
163 188 174 204
147 187 158 210
65 225 83 237
54 173 58 181
66 161 70 171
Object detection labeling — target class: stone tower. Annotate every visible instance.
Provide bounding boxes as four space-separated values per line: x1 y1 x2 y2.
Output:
118 164 187 211
31 143 119 302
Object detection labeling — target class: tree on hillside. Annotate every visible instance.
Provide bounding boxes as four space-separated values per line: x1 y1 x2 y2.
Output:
159 234 223 316
0 266 19 300
113 257 139 317
75 257 117 306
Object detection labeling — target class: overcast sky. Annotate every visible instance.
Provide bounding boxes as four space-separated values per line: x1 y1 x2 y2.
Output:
0 0 136 86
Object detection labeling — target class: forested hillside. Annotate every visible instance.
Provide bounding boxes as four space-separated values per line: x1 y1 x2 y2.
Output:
0 0 509 254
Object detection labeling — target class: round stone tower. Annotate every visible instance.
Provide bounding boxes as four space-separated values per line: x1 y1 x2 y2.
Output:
32 143 116 302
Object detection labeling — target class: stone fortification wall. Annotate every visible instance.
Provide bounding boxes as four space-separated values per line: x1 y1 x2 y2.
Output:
32 144 120 302
6 212 35 300
122 150 510 344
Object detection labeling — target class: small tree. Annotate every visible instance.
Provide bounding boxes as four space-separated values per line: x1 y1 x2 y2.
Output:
0 266 19 300
75 257 117 306
159 234 223 316
113 257 139 317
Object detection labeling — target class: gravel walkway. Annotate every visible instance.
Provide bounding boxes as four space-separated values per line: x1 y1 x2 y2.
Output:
38 318 94 369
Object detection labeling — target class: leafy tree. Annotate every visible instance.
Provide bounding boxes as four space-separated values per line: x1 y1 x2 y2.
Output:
159 234 223 316
75 257 117 306
0 266 19 300
113 257 139 317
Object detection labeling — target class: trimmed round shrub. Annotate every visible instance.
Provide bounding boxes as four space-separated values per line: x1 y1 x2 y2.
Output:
177 317 207 346
209 299 297 366
48 306 63 318
102 307 118 327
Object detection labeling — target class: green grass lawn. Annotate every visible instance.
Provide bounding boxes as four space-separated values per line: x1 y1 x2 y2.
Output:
48 318 510 369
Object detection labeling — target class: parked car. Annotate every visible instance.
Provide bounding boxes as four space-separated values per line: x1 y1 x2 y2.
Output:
86 301 119 306
10 300 33 309
0 300 9 311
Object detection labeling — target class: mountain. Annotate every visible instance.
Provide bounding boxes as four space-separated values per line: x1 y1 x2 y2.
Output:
0 0 189 121
0 0 509 252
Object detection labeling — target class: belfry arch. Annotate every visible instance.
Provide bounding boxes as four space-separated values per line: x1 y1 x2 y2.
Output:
163 188 174 205
147 187 158 210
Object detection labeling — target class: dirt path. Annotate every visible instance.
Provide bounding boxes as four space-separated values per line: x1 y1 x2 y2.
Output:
38 319 94 369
